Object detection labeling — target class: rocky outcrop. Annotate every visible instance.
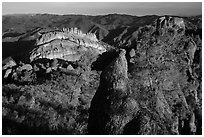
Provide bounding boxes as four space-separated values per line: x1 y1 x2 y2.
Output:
88 16 201 135
2 57 16 70
88 49 139 134
4 69 12 79
37 27 98 45
2 14 201 135
129 48 135 58
30 28 107 62
2 57 17 80
128 17 201 135
156 16 185 35
16 63 33 72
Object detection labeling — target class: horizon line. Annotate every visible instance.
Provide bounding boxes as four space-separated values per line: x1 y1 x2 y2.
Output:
2 13 202 17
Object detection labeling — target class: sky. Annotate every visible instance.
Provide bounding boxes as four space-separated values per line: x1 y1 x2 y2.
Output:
2 2 202 16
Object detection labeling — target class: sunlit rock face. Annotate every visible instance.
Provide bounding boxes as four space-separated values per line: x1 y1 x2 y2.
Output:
2 57 17 70
88 15 201 135
156 16 185 35
37 27 99 45
30 28 107 62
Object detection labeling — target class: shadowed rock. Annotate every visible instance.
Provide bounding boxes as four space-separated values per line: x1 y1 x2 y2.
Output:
88 49 139 135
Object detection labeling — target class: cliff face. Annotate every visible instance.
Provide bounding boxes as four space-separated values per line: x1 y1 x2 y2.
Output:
131 17 201 135
88 16 202 135
37 27 98 45
30 28 107 62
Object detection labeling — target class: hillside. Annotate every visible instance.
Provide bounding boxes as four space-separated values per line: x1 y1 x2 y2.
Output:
2 14 202 135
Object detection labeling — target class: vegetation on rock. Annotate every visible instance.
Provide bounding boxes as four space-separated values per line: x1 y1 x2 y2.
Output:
2 14 202 135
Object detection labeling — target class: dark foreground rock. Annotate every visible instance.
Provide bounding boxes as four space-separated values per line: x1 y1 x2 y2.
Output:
88 49 139 134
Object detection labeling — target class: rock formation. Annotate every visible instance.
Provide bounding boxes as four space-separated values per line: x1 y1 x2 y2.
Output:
88 16 202 135
2 56 16 70
2 14 201 135
156 16 185 35
30 28 107 62
88 49 139 134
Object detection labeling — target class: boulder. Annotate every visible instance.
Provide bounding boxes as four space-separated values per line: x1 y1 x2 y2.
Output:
129 48 135 58
67 64 74 70
16 64 33 75
129 58 135 63
4 69 12 79
20 64 33 71
51 59 58 70
2 57 16 70
46 67 52 73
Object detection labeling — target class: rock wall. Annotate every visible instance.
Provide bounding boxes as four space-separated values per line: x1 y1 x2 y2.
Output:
30 28 106 62
88 16 202 135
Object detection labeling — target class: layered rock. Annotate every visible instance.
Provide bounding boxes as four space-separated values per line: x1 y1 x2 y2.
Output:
30 28 107 62
37 27 98 45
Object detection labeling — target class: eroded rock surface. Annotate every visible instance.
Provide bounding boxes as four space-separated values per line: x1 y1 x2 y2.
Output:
88 49 139 134
156 16 185 36
2 15 201 135
88 16 202 135
30 28 107 62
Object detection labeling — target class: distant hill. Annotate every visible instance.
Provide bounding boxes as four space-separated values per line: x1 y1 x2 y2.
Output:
2 13 201 43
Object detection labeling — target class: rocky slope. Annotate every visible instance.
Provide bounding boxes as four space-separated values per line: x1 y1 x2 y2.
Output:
2 14 201 61
88 16 202 135
2 27 105 134
2 14 202 135
2 27 112 86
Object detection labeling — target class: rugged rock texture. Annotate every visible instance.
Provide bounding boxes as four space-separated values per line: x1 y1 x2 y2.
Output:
128 16 201 135
30 28 107 62
2 14 201 135
2 57 17 70
88 49 138 134
156 16 185 35
37 27 98 45
2 50 102 135
88 16 202 135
